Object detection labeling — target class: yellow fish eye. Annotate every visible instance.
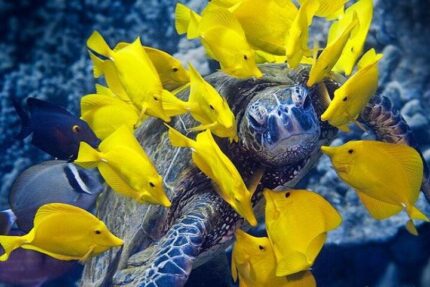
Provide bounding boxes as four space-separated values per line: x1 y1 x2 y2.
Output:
172 67 179 72
243 55 248 60
343 97 348 102
149 182 155 188
95 230 101 235
209 104 215 111
72 125 81 133
348 149 354 154
153 96 159 101
258 245 265 251
285 192 291 198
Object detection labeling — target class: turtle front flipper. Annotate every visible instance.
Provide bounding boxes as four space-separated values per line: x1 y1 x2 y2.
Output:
112 178 238 287
359 94 430 200
112 213 206 286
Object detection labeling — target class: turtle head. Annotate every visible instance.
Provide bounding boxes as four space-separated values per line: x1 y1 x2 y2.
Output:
239 84 320 166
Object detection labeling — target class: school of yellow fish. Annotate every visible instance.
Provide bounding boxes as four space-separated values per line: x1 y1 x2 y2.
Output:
1 0 428 286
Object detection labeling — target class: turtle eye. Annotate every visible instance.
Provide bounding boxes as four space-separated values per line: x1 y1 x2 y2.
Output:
172 67 179 72
95 230 101 235
72 125 81 133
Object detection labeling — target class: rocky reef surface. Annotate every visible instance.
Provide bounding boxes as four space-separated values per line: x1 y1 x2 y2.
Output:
0 0 429 286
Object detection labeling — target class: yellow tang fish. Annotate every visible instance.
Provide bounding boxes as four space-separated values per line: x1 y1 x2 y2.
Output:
75 125 171 207
187 63 238 142
329 0 373 75
285 0 320 68
114 42 190 91
231 229 316 287
0 203 123 262
80 91 141 140
167 127 257 226
175 4 263 79
321 141 429 235
299 0 348 19
264 189 342 276
87 31 171 122
307 12 358 87
89 51 131 103
321 49 383 131
230 0 298 55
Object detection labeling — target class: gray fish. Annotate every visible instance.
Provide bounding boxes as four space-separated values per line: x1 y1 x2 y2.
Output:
6 160 103 232
0 230 75 287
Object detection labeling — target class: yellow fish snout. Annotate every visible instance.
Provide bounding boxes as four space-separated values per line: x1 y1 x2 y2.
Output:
320 145 336 157
109 233 124 247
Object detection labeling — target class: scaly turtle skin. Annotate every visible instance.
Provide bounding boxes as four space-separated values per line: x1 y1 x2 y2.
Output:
80 64 429 287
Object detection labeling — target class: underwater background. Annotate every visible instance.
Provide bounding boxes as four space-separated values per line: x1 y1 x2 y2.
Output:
1 0 430 286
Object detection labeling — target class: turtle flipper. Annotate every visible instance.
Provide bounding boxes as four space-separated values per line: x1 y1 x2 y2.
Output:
359 94 430 200
113 213 207 286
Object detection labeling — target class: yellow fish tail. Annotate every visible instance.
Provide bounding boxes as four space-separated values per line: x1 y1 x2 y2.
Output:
75 142 103 169
88 51 105 78
87 31 112 58
166 125 194 148
175 3 201 39
0 235 27 261
161 90 189 117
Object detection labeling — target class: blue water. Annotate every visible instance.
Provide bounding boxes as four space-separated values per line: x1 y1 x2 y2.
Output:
1 0 430 286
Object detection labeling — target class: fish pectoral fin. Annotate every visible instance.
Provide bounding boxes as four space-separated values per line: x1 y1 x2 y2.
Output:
79 245 95 263
357 191 402 220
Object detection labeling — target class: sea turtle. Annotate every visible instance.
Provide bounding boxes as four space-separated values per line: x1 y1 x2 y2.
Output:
80 64 430 287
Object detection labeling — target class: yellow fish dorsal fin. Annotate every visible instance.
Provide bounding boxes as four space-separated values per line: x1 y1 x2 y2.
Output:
114 41 129 51
88 50 105 78
357 48 383 70
356 191 403 220
99 125 144 157
200 5 245 38
95 84 116 97
187 63 206 104
34 203 89 227
87 31 112 59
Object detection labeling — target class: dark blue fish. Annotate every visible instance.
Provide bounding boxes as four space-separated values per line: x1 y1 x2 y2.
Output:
13 97 100 160
0 230 76 287
4 160 103 232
